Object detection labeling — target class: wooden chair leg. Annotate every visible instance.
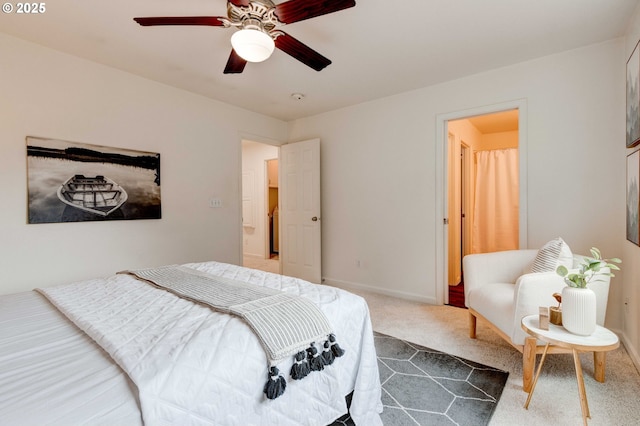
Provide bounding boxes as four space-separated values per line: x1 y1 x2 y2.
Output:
523 337 537 393
593 351 606 382
469 311 477 339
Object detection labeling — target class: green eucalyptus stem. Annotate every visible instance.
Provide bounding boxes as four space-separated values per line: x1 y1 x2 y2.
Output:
556 247 621 289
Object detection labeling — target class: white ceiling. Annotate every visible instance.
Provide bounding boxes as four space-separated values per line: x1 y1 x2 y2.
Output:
466 110 519 134
1 0 637 121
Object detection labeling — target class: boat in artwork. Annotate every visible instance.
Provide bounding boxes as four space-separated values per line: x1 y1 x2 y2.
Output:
57 174 128 217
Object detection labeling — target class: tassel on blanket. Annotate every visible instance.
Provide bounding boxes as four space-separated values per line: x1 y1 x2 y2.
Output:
321 340 335 365
307 344 326 371
290 350 311 380
329 333 345 358
264 366 286 399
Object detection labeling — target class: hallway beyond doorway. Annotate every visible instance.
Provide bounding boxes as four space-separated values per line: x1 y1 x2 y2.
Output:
243 255 280 274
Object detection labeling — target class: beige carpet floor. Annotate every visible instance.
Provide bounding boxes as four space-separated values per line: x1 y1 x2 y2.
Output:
350 288 640 426
242 259 640 425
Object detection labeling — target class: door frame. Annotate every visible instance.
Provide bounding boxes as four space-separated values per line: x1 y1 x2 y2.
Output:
447 139 472 287
460 142 471 258
263 158 278 260
435 99 528 305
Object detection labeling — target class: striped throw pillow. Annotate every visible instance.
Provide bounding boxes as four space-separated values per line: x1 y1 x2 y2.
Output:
530 237 573 273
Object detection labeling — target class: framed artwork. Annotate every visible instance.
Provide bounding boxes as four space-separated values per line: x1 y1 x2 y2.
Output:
627 40 640 148
627 149 639 245
26 136 161 224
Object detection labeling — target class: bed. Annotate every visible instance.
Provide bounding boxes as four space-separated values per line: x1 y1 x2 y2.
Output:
0 261 382 425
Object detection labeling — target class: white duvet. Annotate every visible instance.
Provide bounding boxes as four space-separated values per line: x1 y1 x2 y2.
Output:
36 261 382 426
0 291 143 426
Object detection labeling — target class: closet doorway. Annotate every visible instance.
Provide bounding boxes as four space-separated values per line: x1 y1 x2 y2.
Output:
445 108 521 307
241 140 280 274
266 159 279 259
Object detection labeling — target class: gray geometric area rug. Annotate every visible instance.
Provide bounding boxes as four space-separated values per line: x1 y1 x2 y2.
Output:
330 332 509 426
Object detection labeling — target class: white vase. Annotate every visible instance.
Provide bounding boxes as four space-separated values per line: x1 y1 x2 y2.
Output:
561 286 597 336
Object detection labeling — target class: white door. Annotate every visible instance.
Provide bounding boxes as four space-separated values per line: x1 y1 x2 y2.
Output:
280 139 321 283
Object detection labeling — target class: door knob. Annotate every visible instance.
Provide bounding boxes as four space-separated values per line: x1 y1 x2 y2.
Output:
311 216 318 221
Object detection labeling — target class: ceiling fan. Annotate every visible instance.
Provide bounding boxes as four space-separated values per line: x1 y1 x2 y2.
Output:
134 0 356 74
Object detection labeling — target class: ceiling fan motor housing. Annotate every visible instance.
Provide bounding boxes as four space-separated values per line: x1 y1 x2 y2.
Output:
228 0 280 32
133 0 357 74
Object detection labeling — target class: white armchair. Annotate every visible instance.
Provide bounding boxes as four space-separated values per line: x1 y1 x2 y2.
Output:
463 249 611 392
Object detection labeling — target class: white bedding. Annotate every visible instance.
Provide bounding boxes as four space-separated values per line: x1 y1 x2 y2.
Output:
0 261 382 425
0 291 143 425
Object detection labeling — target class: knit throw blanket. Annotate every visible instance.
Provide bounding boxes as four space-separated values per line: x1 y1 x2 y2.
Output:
119 265 344 399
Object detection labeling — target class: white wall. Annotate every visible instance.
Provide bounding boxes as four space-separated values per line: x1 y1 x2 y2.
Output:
241 140 278 258
288 39 627 331
0 33 287 295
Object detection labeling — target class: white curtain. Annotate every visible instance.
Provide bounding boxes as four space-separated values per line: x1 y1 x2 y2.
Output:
472 148 519 253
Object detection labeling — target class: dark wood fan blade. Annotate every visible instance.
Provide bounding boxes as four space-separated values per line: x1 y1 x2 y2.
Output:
228 0 252 6
274 0 356 24
223 49 248 74
274 31 331 71
133 17 226 27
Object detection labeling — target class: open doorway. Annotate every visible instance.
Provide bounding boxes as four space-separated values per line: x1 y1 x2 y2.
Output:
241 138 322 282
266 159 279 260
241 140 280 274
446 109 520 308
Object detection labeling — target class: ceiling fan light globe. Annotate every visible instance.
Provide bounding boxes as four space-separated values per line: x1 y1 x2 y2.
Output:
231 29 275 63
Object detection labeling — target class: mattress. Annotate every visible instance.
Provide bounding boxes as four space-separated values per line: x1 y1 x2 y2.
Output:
0 261 382 425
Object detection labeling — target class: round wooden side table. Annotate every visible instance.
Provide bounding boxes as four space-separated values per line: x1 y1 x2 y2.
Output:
521 314 619 425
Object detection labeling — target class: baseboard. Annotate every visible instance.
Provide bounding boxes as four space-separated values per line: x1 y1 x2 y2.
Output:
620 332 640 374
322 277 437 305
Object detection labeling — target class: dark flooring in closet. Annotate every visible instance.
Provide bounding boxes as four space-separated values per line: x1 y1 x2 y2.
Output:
448 281 466 309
